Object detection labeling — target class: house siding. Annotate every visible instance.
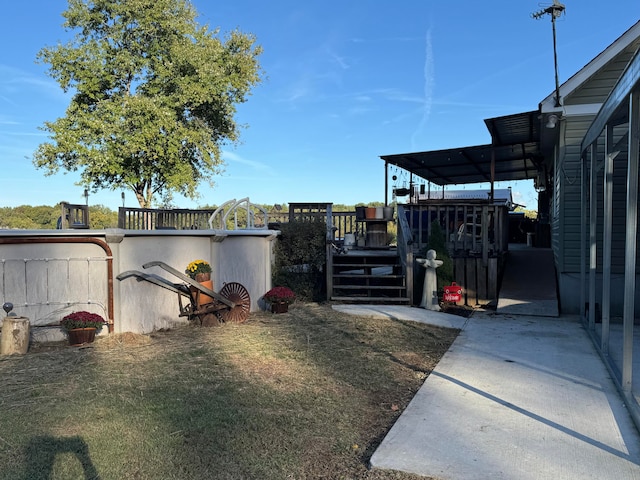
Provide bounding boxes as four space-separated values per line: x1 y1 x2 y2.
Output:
549 31 640 315
555 116 594 274
554 114 634 313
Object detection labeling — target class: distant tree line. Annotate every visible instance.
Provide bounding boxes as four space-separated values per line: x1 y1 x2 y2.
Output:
0 204 118 230
0 202 386 230
513 206 538 219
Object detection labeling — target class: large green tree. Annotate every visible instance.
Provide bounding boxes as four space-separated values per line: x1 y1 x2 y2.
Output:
34 0 263 208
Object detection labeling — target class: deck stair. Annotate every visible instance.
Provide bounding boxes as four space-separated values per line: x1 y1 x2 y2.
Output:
330 249 410 303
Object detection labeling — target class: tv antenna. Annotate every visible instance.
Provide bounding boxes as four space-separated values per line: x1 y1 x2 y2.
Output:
531 1 566 107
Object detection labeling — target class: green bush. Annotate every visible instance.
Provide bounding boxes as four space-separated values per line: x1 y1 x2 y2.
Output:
273 219 327 301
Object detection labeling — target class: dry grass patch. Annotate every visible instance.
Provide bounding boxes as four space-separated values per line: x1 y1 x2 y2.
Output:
0 303 458 479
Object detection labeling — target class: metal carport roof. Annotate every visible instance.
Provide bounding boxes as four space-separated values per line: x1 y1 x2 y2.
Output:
380 111 546 186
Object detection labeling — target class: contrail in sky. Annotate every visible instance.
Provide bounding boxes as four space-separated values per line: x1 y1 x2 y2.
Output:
411 28 434 151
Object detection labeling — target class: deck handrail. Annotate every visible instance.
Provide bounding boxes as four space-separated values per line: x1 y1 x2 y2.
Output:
396 205 414 302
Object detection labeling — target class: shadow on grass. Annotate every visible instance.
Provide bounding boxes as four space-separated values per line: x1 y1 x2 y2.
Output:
24 435 99 480
1 304 455 479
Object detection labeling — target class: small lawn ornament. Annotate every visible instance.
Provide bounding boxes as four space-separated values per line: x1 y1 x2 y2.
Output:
417 249 443 311
444 282 463 304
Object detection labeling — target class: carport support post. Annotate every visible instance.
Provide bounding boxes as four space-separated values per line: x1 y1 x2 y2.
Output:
580 152 587 319
384 161 389 206
589 143 597 331
601 124 614 355
623 90 640 392
490 139 495 202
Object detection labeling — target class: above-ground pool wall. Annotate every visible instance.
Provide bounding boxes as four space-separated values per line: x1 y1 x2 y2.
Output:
211 233 275 311
0 229 279 336
113 229 278 333
114 232 216 333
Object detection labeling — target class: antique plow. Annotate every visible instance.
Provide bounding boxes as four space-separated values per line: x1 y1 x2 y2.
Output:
116 260 250 326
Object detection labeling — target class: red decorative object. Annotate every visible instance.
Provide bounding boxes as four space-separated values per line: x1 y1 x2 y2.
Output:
444 282 463 303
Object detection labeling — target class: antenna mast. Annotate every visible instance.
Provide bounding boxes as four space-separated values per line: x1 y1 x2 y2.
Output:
531 1 566 107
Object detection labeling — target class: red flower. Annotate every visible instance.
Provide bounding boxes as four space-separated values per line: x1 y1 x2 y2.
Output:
263 286 296 305
60 311 106 331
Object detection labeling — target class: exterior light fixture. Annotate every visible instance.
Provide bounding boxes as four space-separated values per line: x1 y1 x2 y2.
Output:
535 171 547 192
546 114 559 129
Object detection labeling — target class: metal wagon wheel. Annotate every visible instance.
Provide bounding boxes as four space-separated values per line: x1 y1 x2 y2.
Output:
217 282 251 323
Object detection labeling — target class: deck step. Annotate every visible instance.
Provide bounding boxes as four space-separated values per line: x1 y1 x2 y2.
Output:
334 274 405 279
333 285 406 291
330 247 409 305
331 296 411 303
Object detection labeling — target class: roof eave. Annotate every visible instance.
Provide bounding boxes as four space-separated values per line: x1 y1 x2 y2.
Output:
540 20 640 113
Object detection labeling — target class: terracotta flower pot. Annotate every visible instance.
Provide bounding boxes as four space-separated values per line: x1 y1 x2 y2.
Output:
195 272 211 282
190 277 214 306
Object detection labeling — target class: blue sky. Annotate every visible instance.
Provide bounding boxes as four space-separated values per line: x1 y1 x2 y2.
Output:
1 1 638 211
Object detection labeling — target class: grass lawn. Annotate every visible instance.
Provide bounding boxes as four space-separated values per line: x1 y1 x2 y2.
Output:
0 303 459 479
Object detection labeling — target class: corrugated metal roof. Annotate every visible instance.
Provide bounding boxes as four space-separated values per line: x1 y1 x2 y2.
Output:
419 188 513 202
381 111 543 186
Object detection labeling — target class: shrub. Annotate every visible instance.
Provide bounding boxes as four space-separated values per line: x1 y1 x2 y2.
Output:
273 219 326 301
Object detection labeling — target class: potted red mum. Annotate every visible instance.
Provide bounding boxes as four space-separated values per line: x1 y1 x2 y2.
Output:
60 311 106 346
263 286 296 313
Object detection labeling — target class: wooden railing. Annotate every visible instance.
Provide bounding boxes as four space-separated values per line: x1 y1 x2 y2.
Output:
401 202 509 259
118 208 216 230
117 205 360 240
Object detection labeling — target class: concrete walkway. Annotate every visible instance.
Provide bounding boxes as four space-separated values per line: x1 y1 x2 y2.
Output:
497 246 559 317
334 305 640 479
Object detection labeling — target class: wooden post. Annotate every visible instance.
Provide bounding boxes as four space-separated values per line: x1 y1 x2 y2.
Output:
454 257 466 305
1 317 30 355
476 258 488 305
488 257 498 303
465 260 477 306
